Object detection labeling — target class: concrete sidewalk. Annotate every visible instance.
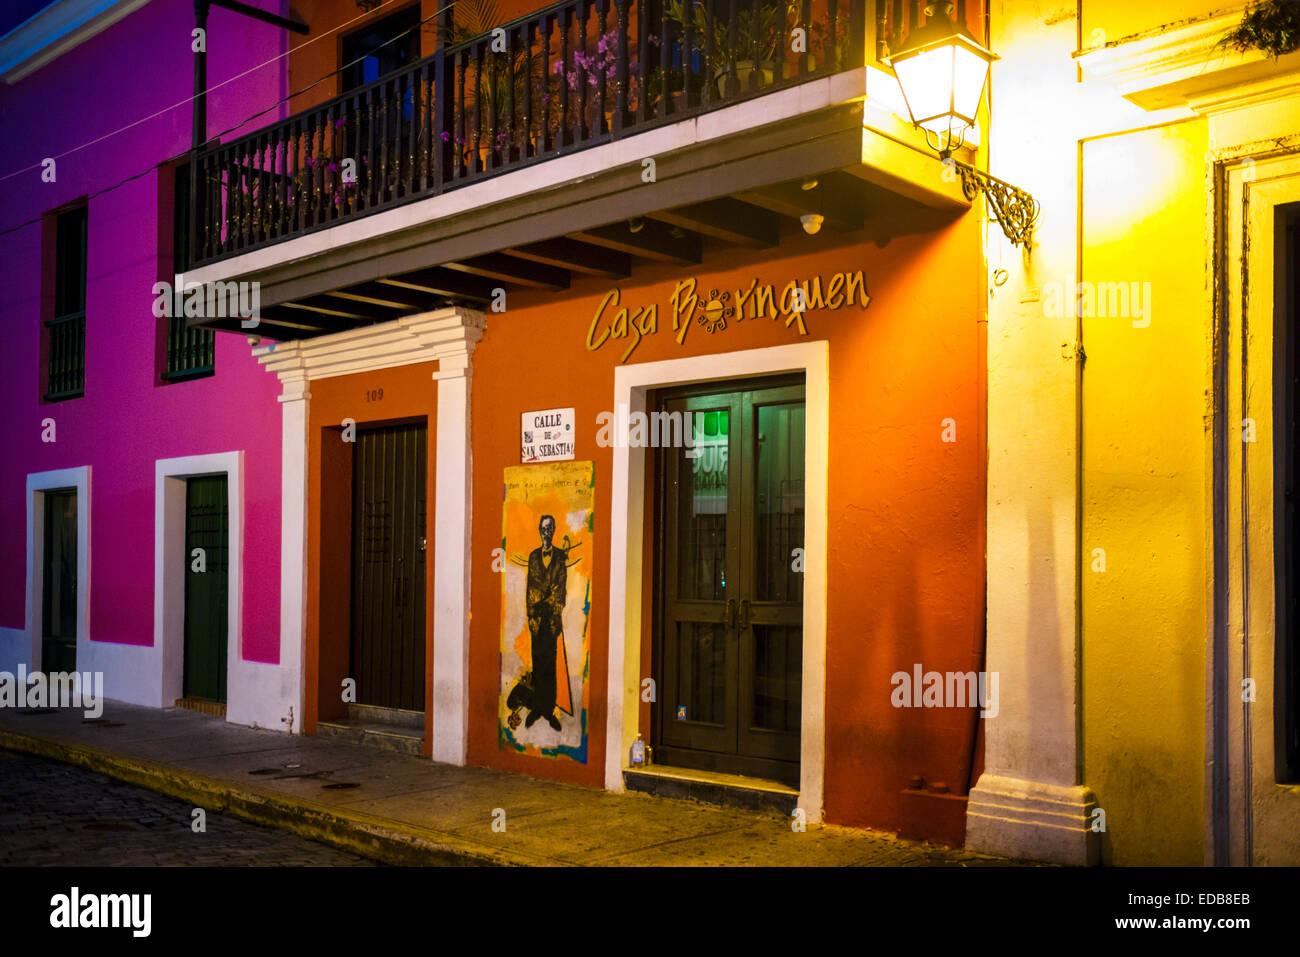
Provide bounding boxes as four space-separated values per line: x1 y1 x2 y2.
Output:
0 700 1013 866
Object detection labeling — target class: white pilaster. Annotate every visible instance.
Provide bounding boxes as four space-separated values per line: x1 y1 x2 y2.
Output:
254 308 485 753
965 0 1098 865
431 351 473 764
277 370 310 733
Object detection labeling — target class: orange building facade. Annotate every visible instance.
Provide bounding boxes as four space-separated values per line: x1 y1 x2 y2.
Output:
180 0 992 845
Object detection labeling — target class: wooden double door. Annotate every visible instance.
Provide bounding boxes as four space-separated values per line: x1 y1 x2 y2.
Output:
654 376 806 786
350 422 427 712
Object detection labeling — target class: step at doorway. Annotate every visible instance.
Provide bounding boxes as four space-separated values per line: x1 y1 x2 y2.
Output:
316 704 423 756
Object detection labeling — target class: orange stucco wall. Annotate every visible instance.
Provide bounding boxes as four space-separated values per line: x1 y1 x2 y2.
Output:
287 0 542 114
304 361 439 753
288 1 439 114
466 214 987 830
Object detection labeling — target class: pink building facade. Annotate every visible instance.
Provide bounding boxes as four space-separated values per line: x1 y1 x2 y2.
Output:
0 0 293 728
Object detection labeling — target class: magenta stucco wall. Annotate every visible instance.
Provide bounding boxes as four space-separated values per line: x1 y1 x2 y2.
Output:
0 1 291 662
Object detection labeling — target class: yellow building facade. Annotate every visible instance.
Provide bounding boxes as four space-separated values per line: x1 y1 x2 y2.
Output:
970 0 1300 865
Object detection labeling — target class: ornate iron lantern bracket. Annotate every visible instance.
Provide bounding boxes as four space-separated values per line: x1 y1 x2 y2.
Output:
947 156 1040 249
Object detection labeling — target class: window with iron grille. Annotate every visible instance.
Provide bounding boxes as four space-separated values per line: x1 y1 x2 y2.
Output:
163 161 215 380
44 205 87 401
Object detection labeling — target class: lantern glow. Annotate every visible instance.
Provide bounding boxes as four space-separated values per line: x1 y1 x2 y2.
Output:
887 3 997 154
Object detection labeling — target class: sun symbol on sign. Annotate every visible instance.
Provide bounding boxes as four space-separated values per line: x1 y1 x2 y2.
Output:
695 289 733 333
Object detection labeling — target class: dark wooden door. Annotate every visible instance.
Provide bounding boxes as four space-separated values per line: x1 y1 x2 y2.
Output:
655 377 805 785
184 476 229 702
1280 216 1300 782
351 422 427 712
41 489 77 673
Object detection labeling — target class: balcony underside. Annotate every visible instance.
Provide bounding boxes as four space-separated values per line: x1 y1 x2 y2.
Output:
183 77 969 341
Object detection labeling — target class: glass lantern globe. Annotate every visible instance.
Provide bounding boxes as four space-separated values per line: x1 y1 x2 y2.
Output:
887 1 997 154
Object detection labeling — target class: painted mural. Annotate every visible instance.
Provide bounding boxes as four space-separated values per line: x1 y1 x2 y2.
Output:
499 461 594 762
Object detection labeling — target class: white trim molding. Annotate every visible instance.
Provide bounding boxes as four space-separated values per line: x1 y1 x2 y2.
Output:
24 466 90 676
1213 147 1300 866
603 341 829 820
1075 7 1300 114
0 0 152 84
254 307 486 755
151 452 264 724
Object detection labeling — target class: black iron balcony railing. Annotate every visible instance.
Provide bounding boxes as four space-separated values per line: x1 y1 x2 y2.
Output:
163 313 216 380
190 0 871 267
44 311 85 401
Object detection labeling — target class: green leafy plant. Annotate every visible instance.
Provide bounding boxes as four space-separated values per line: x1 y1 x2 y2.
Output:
666 0 790 73
1223 0 1300 59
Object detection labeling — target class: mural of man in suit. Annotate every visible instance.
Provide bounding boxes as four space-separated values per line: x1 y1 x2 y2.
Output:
525 514 566 731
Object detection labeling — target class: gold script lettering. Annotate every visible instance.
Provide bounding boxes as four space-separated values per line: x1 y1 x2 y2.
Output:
587 289 618 351
826 273 845 309
671 278 697 345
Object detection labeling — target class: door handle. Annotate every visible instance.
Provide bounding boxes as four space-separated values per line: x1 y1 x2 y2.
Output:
738 599 750 631
726 598 737 629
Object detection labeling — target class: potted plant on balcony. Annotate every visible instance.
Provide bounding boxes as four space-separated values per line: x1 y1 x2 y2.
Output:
644 61 707 115
665 0 791 97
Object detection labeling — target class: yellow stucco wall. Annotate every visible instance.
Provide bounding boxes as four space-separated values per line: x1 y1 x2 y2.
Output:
1080 119 1210 865
1081 1 1232 47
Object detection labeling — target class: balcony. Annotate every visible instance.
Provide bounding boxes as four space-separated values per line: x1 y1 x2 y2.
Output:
185 0 981 340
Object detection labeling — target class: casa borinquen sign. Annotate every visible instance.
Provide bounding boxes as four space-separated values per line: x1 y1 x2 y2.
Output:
522 408 575 463
586 271 872 362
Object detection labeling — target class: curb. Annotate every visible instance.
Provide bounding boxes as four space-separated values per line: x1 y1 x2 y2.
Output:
0 729 524 867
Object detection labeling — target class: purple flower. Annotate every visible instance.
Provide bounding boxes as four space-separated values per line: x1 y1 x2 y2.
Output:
305 156 315 166
441 130 451 142
327 162 338 172
335 118 346 130
552 60 564 75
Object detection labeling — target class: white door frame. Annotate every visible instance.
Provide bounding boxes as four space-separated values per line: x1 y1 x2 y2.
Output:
603 340 830 820
25 466 91 673
1212 142 1300 866
154 452 243 714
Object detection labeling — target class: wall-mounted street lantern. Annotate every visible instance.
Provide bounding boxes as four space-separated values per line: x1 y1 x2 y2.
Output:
887 1 1039 248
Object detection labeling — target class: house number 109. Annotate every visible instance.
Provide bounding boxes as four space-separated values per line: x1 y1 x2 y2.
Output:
365 388 383 402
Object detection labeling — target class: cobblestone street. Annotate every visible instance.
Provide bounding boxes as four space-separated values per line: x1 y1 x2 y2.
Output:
0 749 378 866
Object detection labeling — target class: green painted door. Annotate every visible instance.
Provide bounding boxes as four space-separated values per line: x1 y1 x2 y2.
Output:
184 476 229 702
351 422 427 711
655 376 805 786
41 489 78 673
